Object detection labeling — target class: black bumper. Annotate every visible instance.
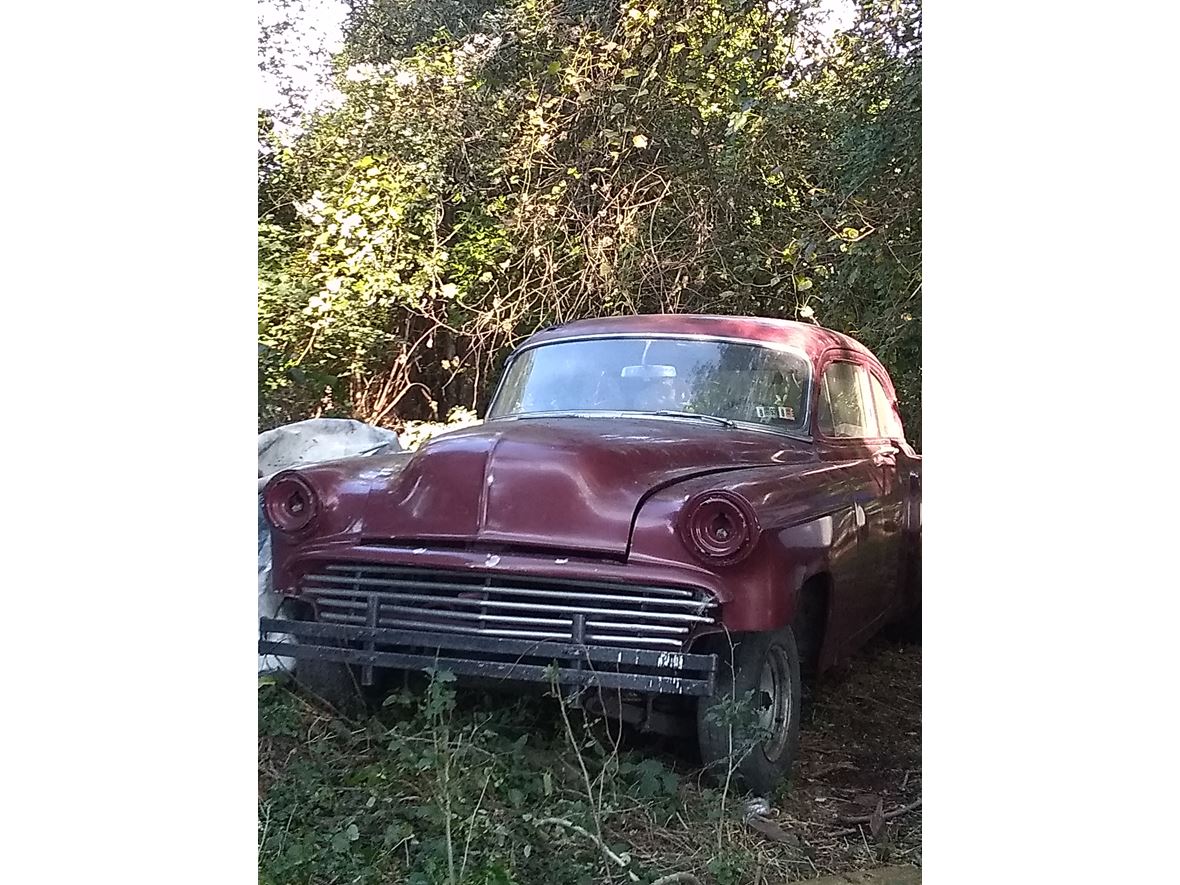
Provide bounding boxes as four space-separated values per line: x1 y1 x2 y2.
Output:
259 617 718 696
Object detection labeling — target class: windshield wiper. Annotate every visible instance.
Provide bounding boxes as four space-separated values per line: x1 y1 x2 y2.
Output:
653 410 737 428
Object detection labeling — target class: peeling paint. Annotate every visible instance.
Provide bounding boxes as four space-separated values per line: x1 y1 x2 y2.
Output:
656 651 686 670
486 554 502 567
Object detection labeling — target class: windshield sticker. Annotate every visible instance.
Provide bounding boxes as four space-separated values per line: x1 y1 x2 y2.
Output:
755 405 795 421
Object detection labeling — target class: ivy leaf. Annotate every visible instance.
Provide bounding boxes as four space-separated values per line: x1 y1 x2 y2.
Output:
330 824 360 854
382 821 411 848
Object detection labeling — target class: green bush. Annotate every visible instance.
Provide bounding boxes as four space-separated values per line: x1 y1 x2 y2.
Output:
259 0 922 446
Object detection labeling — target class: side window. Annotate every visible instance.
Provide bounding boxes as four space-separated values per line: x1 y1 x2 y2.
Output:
868 373 905 440
816 361 874 438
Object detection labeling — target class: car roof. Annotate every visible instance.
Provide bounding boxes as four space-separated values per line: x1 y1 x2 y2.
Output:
518 314 877 363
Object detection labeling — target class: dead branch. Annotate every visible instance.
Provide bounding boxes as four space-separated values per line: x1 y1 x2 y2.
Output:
837 796 921 825
828 796 923 837
650 874 702 885
533 817 640 882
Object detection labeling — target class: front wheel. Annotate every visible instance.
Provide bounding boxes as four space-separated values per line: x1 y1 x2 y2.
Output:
696 627 803 795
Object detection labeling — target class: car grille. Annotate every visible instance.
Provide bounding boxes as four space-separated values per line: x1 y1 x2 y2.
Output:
301 563 717 651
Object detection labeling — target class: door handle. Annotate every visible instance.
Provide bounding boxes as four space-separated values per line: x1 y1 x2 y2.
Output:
871 445 898 467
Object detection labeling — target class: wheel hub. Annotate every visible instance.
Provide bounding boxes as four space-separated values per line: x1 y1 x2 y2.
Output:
756 645 792 761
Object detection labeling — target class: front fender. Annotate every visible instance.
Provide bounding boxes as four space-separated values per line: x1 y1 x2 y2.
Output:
628 467 840 632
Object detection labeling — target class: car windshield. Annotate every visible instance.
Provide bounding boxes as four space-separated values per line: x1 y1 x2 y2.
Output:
488 336 811 433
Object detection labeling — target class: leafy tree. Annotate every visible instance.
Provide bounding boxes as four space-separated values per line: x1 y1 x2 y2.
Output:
258 0 922 444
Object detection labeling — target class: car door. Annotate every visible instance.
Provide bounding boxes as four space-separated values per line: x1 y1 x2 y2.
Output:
866 369 921 615
813 354 894 645
861 368 909 617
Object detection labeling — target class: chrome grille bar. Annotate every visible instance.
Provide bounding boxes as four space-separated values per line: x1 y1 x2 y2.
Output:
315 603 690 634
301 564 716 651
307 587 711 623
318 612 694 647
322 562 697 597
307 572 708 609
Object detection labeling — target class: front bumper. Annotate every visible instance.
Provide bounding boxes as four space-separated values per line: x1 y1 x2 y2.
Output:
259 617 717 695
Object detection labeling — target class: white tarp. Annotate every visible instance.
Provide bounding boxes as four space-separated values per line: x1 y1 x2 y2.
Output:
259 417 403 481
258 418 403 674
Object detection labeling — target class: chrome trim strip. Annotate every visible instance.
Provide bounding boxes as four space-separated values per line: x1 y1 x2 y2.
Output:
317 612 689 648
314 602 692 635
311 588 713 622
320 563 699 598
306 573 713 610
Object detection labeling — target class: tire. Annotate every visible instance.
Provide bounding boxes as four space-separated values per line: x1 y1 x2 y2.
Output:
887 603 922 643
792 588 825 681
696 627 803 795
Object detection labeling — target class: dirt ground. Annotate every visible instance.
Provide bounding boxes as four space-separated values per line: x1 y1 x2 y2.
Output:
773 635 922 872
613 633 922 881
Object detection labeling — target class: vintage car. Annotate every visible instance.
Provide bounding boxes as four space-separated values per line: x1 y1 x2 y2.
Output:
259 314 921 792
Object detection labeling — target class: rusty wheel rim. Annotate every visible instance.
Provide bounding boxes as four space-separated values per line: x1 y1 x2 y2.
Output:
756 644 792 762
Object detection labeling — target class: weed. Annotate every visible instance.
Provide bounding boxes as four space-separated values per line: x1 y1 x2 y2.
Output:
260 642 921 884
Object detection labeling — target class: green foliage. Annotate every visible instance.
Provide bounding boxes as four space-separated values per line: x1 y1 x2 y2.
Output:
701 687 774 770
400 405 483 451
259 0 922 445
259 672 781 885
262 676 629 884
706 850 750 885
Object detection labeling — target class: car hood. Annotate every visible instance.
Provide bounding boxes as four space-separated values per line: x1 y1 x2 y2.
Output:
359 416 811 556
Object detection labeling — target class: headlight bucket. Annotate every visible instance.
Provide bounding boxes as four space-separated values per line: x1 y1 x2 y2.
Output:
264 471 320 535
679 490 760 566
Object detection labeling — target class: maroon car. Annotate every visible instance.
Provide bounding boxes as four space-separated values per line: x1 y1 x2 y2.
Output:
260 314 921 792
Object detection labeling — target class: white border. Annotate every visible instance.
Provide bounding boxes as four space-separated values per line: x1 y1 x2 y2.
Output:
3 2 258 881
3 1 1180 882
925 1 1180 881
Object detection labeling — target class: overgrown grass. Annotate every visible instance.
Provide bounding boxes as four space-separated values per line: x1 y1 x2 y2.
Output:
260 639 923 884
258 673 808 885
